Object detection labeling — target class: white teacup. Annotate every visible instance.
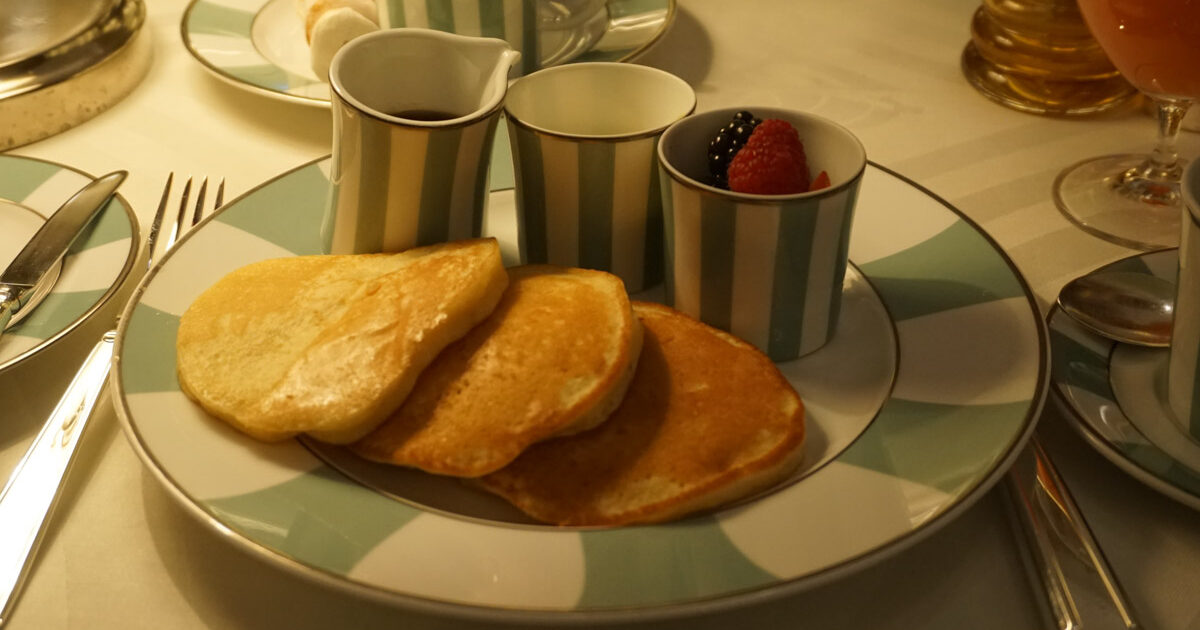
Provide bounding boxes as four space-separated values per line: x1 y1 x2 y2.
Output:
376 0 608 75
1169 158 1200 442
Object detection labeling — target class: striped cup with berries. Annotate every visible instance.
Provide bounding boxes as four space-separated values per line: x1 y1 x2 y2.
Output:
657 107 867 361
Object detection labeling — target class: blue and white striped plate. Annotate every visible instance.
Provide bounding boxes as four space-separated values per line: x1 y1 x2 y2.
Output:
112 158 1047 621
0 155 138 375
1051 249 1200 511
181 0 675 107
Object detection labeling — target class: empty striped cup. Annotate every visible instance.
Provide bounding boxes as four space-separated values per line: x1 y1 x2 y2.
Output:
505 63 695 292
323 29 519 254
377 0 608 75
1169 159 1200 443
657 107 867 361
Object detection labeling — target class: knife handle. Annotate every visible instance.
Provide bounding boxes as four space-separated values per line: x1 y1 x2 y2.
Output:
0 300 13 333
0 284 20 332
1005 440 1140 630
0 331 115 626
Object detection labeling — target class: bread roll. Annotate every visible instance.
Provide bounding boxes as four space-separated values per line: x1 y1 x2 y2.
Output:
303 0 380 78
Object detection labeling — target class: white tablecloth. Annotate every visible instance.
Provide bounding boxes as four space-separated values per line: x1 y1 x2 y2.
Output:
6 0 1200 627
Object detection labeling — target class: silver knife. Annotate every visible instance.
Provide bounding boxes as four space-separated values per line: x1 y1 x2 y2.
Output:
1005 440 1140 629
0 171 127 332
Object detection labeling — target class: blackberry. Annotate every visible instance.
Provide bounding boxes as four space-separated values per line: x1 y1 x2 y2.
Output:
706 111 761 188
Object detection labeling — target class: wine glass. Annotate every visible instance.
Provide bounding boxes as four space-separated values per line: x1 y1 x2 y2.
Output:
1054 0 1200 250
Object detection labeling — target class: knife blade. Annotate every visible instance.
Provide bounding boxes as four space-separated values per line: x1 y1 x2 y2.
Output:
0 170 127 332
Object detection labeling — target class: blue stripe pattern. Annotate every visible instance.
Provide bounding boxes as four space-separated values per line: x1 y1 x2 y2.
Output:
661 177 861 361
507 121 663 291
326 95 499 253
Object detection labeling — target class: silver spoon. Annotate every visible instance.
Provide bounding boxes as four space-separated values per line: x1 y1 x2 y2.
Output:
1057 270 1175 347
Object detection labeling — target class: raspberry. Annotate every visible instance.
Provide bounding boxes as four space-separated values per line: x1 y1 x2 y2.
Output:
727 119 810 195
810 170 831 191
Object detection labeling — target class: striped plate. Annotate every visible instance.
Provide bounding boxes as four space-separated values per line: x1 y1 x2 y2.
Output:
1051 249 1200 511
113 158 1047 621
181 0 675 107
0 155 138 375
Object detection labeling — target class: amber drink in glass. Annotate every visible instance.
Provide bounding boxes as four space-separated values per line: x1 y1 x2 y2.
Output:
1053 0 1200 249
962 0 1135 116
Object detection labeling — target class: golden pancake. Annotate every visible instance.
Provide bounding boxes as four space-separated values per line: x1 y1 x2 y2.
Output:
478 301 806 526
176 238 507 444
352 265 643 477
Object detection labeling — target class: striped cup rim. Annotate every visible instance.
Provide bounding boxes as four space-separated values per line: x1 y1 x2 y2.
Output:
658 106 866 204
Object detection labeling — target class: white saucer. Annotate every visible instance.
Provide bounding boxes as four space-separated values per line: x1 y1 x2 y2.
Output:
1051 248 1200 510
1111 344 1200 476
181 0 676 107
0 155 138 375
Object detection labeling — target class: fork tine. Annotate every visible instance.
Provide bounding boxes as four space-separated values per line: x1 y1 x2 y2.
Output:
145 173 174 271
213 178 225 210
147 173 217 270
191 179 208 227
167 177 193 251
175 176 216 250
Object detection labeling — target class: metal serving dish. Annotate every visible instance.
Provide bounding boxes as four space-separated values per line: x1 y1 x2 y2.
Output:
0 0 150 150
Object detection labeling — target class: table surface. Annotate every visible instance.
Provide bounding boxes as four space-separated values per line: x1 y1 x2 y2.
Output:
6 0 1200 628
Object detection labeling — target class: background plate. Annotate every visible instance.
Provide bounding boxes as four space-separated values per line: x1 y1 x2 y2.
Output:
181 0 675 106
113 158 1047 622
0 154 138 375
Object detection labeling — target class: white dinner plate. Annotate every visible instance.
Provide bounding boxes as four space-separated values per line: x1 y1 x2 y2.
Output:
0 155 138 376
113 158 1047 622
1051 249 1200 511
181 0 676 107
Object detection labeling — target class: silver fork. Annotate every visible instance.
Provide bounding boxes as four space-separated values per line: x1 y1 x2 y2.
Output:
0 174 223 627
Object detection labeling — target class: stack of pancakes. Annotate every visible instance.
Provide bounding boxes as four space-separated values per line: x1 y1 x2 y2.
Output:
177 238 806 526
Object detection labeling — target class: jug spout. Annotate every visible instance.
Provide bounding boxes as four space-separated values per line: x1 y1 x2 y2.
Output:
473 43 522 120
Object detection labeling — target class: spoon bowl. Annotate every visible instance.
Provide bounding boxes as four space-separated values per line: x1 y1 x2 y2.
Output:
1057 270 1175 347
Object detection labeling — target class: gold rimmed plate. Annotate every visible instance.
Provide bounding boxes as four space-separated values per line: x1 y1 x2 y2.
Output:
181 0 676 107
113 156 1047 622
0 155 138 377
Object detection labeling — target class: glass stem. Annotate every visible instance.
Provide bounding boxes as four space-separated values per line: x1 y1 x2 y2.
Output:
1148 96 1191 179
1109 96 1192 207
